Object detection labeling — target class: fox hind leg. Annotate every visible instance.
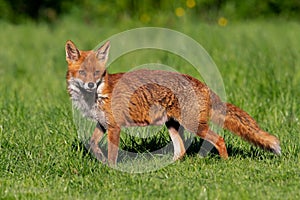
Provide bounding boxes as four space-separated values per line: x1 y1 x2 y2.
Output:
165 119 186 161
195 123 228 159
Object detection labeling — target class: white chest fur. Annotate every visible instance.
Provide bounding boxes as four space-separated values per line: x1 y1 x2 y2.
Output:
68 78 107 128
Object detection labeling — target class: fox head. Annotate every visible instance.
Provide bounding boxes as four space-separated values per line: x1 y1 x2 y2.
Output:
65 40 110 92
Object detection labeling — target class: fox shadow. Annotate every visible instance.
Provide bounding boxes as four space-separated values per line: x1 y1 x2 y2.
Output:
71 134 271 162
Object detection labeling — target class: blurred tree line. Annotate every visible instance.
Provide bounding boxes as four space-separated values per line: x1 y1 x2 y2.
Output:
1 0 299 23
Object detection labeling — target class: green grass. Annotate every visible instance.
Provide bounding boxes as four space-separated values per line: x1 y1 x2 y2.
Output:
0 18 299 199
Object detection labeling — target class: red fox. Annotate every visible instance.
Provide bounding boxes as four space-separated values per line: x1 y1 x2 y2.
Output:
65 40 281 165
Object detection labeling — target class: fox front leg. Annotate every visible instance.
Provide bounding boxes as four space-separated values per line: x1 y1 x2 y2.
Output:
107 126 121 165
89 122 107 163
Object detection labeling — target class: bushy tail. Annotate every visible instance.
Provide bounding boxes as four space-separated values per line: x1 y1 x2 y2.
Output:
210 92 281 155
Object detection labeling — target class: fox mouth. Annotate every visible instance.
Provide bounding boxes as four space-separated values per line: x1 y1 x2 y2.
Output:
84 88 96 93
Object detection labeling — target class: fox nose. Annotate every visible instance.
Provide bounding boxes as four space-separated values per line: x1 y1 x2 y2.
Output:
88 82 95 89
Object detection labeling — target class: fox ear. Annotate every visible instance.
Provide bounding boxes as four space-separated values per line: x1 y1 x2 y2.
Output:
65 40 80 62
96 41 110 64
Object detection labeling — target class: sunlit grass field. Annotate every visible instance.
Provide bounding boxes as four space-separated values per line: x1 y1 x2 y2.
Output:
0 18 299 199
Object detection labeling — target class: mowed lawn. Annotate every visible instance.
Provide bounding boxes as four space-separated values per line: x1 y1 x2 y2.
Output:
0 19 299 199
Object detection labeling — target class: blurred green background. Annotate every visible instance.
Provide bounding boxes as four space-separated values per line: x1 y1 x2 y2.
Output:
1 0 300 24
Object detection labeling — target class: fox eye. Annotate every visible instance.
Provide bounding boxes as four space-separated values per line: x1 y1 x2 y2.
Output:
94 70 100 76
79 70 86 76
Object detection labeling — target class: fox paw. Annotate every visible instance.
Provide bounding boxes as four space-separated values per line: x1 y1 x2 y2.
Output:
93 148 107 163
89 144 107 163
